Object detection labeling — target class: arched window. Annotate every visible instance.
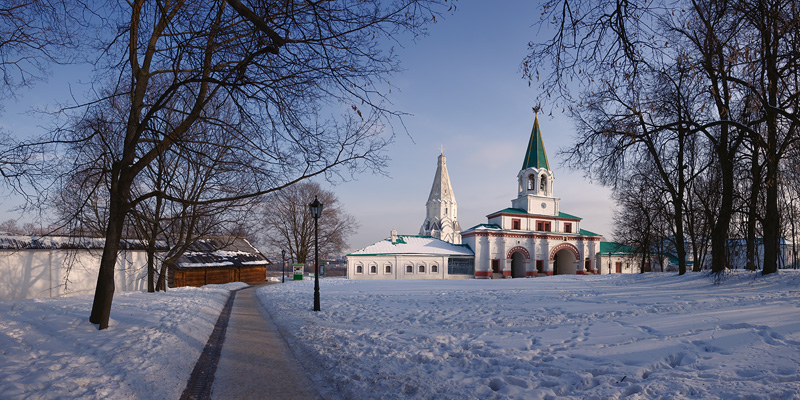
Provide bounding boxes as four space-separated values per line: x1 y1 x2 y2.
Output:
431 264 438 273
406 265 413 273
528 175 535 190
419 264 426 273
385 265 392 274
370 265 377 274
540 175 547 193
356 265 363 274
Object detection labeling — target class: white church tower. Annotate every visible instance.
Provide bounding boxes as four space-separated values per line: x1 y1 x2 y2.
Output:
420 150 462 244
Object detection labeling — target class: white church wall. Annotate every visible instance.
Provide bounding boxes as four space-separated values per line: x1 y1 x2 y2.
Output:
0 249 151 300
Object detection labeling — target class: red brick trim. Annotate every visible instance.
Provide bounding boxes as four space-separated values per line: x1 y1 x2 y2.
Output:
475 270 492 278
546 271 554 276
502 270 511 277
549 242 580 260
526 271 538 277
506 246 530 260
576 270 586 275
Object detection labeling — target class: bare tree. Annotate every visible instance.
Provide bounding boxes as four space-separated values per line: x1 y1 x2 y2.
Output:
258 181 357 266
523 0 800 276
0 0 80 99
0 0 82 188
612 171 668 273
21 0 445 330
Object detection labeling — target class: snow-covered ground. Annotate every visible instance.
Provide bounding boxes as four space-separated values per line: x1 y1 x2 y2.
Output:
0 282 246 399
1 274 798 400
257 272 800 400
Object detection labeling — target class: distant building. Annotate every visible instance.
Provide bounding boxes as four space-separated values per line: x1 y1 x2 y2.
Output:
707 238 793 270
346 228 474 279
461 115 604 278
168 237 270 287
419 151 462 244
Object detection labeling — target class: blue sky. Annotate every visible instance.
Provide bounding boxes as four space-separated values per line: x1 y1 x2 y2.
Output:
0 0 615 251
331 0 615 251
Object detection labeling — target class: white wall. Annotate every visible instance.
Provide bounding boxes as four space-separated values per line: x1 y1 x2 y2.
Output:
347 255 455 279
0 249 153 300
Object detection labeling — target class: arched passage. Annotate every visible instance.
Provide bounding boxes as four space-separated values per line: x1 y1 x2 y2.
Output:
554 248 577 275
506 246 530 279
549 243 580 275
511 252 527 278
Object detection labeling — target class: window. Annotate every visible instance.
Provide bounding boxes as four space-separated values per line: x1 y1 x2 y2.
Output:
564 223 572 233
385 265 392 274
536 221 552 232
512 218 521 230
432 264 438 273
419 265 426 273
540 175 547 192
615 262 622 274
528 175 535 190
370 265 377 274
536 260 544 273
491 259 500 274
406 265 413 273
356 265 363 274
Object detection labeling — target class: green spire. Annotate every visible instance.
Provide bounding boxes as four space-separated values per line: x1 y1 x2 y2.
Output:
522 114 550 171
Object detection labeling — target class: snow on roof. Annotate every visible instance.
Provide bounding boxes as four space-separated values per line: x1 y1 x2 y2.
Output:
174 237 270 269
347 235 474 257
461 223 502 233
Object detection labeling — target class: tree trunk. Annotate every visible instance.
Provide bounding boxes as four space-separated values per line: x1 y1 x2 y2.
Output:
674 131 688 275
712 140 734 274
762 21 781 275
156 262 168 291
746 146 760 270
89 163 130 329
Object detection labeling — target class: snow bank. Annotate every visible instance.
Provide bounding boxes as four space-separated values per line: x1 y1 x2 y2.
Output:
257 272 800 399
0 282 246 399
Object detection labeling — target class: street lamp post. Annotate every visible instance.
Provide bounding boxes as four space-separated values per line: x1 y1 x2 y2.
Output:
309 196 323 311
281 249 286 283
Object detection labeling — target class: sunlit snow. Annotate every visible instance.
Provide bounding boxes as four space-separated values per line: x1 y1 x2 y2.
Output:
1 273 798 399
258 272 800 399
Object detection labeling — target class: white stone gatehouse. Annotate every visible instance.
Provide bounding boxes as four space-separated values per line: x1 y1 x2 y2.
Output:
461 115 604 278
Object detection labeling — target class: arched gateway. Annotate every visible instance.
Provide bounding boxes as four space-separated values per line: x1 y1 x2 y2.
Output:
507 246 530 278
460 114 604 279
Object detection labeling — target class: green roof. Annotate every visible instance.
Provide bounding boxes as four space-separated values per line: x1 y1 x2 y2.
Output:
598 241 637 254
579 228 602 237
486 208 582 220
522 115 550 171
559 211 581 220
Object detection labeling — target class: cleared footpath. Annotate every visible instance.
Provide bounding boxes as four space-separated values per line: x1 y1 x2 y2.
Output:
182 283 321 400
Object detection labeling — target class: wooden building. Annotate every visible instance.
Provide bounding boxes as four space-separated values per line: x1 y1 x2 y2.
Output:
168 237 270 287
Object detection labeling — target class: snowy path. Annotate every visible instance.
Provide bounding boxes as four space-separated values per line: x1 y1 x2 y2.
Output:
257 272 800 400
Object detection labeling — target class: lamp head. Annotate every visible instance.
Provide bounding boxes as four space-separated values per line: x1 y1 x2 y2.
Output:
309 196 323 219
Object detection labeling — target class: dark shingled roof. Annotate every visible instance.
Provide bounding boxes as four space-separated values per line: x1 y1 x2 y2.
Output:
174 237 271 269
